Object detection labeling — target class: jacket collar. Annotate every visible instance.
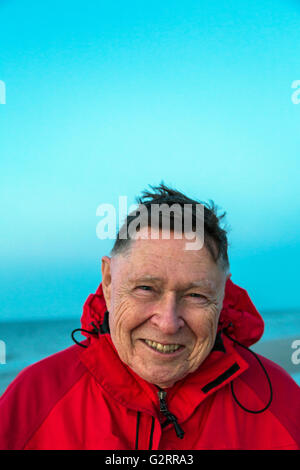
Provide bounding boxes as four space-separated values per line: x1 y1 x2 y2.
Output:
78 328 249 424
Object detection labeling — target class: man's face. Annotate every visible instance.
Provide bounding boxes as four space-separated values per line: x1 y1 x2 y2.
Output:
102 228 229 389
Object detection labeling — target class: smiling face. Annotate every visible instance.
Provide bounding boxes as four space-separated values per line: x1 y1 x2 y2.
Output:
101 227 230 389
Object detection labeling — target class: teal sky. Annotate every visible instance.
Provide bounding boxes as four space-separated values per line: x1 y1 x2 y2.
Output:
1 0 300 321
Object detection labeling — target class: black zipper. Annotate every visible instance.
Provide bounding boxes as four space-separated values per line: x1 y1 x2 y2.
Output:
157 389 185 439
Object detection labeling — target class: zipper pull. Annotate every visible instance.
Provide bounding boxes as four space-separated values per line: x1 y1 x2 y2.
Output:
158 390 168 413
157 389 185 439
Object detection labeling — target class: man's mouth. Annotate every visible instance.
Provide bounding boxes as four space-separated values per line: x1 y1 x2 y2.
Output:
143 339 183 354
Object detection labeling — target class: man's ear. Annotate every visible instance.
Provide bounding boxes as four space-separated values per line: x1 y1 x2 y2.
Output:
101 256 112 310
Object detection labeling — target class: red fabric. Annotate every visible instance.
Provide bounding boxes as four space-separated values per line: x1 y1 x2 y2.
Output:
0 279 299 450
80 283 106 334
217 279 264 347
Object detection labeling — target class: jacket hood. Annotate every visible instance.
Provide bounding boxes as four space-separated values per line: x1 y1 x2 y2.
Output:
80 278 264 347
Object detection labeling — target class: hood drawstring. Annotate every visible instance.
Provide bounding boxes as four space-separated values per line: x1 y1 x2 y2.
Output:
71 311 110 348
135 412 155 450
71 323 101 348
135 411 140 450
223 324 273 414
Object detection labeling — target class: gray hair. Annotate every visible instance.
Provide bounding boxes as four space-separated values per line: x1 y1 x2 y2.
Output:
110 183 230 273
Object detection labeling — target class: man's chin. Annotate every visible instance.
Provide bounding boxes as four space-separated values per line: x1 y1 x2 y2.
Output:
132 364 187 389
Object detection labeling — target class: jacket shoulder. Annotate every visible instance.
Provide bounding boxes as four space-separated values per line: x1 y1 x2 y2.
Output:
236 345 300 447
237 344 300 395
0 342 87 450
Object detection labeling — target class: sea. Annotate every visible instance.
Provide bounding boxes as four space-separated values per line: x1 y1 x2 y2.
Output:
0 310 299 396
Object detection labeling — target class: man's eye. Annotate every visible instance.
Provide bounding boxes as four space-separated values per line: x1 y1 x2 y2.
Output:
188 293 206 300
136 285 153 291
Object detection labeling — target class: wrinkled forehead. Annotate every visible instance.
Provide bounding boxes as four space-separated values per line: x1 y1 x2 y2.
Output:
111 229 224 291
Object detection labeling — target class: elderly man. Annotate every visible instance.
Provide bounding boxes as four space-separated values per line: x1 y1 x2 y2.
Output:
0 184 299 450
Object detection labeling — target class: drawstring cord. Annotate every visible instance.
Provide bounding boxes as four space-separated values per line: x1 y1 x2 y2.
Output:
135 411 140 450
71 311 110 348
223 325 273 414
71 322 102 348
135 413 155 450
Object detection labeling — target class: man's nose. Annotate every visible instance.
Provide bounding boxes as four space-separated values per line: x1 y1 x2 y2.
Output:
150 293 184 335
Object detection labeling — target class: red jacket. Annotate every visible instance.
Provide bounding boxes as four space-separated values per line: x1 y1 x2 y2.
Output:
0 279 299 450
